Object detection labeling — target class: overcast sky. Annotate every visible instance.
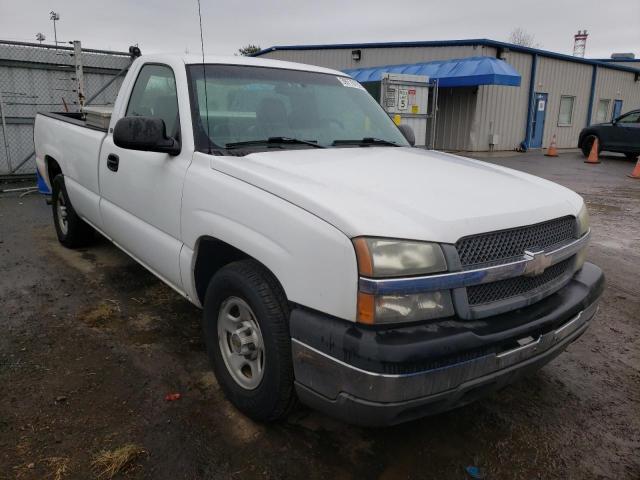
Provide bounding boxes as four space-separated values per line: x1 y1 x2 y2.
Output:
1 0 638 59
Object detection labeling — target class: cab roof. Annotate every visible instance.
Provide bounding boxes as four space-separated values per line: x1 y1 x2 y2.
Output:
139 53 347 77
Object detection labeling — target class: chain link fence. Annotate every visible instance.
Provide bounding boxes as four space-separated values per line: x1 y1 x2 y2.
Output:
0 39 134 176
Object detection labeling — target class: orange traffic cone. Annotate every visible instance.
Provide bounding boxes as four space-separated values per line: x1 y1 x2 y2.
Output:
545 134 558 157
629 158 640 179
584 137 601 164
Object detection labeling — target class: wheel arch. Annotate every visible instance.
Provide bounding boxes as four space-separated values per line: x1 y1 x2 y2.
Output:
192 235 288 307
45 155 62 184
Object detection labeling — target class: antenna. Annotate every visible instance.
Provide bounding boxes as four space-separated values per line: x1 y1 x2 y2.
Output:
196 0 212 153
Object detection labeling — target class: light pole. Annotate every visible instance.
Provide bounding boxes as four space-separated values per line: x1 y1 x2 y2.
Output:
49 11 60 47
36 32 46 44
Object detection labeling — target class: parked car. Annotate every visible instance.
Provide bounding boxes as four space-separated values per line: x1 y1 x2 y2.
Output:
34 54 604 426
579 109 640 160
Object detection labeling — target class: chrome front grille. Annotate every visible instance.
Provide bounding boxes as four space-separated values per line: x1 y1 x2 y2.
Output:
456 216 579 313
466 257 574 305
456 216 577 268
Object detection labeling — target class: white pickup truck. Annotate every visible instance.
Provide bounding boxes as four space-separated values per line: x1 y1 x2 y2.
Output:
34 54 604 426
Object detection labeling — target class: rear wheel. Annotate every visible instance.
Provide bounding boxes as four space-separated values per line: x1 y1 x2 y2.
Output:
51 175 94 248
203 259 296 422
625 152 639 161
581 135 600 157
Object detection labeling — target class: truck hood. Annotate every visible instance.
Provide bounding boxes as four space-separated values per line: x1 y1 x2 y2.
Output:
210 147 583 243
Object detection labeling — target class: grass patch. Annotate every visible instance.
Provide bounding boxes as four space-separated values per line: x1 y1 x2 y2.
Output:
92 444 146 479
46 457 70 480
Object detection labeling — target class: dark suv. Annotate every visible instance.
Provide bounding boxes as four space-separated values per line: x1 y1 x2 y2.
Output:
579 109 640 160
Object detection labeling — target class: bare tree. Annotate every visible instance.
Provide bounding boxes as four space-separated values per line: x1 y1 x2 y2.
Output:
508 28 538 48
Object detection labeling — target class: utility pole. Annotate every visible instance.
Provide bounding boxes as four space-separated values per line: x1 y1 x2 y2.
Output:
36 32 46 44
49 11 60 47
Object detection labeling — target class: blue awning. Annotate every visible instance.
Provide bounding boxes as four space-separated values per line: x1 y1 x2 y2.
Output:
343 56 521 87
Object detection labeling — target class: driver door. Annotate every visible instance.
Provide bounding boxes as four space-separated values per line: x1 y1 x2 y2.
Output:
612 111 640 151
98 63 190 291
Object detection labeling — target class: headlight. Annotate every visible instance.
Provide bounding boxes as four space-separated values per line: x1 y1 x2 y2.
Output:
353 237 447 278
358 291 454 324
353 237 452 324
577 203 590 237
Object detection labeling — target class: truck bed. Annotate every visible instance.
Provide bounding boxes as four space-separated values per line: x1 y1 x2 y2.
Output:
38 111 109 132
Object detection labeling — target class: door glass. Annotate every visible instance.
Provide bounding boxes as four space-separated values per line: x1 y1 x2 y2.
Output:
126 64 179 136
617 112 640 124
595 99 610 123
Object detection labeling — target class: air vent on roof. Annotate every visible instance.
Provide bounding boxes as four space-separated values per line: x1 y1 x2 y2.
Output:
611 53 635 60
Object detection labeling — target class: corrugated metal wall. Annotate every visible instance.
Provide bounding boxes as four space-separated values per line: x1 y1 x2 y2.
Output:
433 87 477 151
592 67 640 122
473 50 532 151
534 56 593 148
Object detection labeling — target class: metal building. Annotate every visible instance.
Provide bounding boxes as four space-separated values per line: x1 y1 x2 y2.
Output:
255 39 640 152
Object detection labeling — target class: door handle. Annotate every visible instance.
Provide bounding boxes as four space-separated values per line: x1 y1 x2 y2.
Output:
107 154 119 172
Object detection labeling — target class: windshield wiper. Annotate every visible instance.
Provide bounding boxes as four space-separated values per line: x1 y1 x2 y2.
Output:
225 137 325 149
332 137 399 147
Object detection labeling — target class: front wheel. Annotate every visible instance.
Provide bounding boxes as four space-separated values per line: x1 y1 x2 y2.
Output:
581 135 600 157
51 175 94 248
625 152 639 161
203 260 296 422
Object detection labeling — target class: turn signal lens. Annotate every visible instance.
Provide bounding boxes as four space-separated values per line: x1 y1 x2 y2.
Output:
357 292 375 325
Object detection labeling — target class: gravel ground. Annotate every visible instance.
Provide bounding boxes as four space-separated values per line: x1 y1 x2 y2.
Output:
0 151 638 479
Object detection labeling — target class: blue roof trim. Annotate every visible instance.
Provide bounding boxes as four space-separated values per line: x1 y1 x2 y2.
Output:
591 58 638 63
253 38 640 74
343 56 521 87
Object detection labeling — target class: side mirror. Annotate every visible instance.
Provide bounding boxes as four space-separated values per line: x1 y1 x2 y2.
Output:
397 124 415 146
113 116 181 156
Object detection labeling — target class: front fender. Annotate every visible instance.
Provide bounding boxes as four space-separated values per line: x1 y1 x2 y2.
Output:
181 154 359 321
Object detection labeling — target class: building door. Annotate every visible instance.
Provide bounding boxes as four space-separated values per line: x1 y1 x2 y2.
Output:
612 99 623 121
530 92 548 148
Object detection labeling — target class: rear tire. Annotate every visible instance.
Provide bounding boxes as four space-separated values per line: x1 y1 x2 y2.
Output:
625 152 639 161
203 259 296 422
51 175 94 248
581 135 600 157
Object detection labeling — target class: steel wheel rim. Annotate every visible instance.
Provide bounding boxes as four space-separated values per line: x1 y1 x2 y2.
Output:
217 296 265 390
56 192 68 235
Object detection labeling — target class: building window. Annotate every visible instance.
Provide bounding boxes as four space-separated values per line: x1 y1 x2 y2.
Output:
558 96 575 126
595 99 610 123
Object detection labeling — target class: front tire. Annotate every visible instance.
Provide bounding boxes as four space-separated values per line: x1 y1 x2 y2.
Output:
625 152 639 161
203 260 296 422
51 175 94 248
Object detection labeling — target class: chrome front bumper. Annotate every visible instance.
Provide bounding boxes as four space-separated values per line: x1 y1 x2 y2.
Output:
290 263 604 426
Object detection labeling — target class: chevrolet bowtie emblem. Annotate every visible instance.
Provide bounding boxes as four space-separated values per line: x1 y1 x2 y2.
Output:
523 249 552 277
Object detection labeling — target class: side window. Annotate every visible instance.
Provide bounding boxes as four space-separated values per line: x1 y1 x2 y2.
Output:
618 112 640 124
557 96 575 126
595 99 610 123
126 64 179 136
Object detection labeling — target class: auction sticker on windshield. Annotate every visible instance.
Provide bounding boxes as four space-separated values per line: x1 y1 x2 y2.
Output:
337 77 365 90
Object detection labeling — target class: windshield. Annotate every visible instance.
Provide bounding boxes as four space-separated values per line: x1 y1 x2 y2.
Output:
186 64 409 152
